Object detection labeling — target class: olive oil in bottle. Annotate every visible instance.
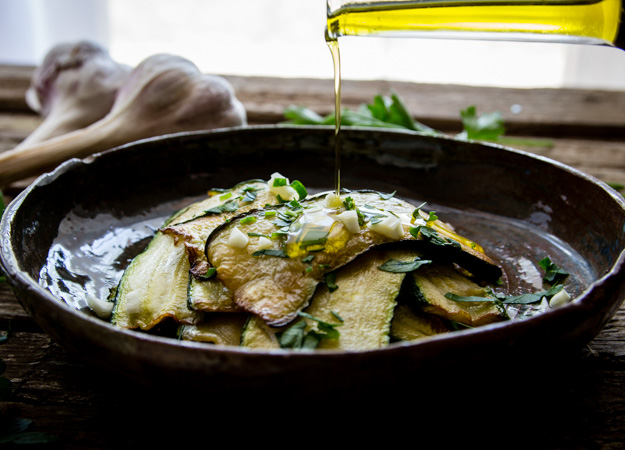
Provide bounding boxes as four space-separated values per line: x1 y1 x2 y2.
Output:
326 0 623 45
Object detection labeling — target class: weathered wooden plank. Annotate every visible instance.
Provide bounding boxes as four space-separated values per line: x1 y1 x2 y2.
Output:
2 65 625 136
0 65 33 112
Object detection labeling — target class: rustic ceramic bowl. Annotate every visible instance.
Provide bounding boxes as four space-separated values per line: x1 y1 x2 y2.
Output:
2 125 624 394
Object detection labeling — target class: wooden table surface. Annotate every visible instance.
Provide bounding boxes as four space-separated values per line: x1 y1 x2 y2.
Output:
2 64 625 448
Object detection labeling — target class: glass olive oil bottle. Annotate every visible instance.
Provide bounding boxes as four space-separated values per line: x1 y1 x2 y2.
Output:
326 0 623 46
325 0 623 194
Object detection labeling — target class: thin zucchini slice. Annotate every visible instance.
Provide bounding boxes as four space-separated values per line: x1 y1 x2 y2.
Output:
410 263 507 327
390 304 449 342
112 231 203 329
305 248 416 350
178 313 248 345
187 276 240 312
240 315 281 349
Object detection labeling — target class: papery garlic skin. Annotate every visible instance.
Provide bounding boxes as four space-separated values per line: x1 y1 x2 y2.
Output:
19 41 131 148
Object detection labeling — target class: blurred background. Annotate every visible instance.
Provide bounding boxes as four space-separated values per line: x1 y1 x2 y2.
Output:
1 0 625 89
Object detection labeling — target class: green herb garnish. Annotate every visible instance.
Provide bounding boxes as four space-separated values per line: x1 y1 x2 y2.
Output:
445 284 564 305
277 312 342 350
264 210 277 218
538 256 570 285
199 267 217 279
378 190 396 200
240 216 257 225
378 257 431 273
290 180 308 200
410 226 460 248
300 230 329 248
282 94 552 148
241 187 257 202
204 200 239 215
252 249 289 258
273 177 287 187
324 272 338 292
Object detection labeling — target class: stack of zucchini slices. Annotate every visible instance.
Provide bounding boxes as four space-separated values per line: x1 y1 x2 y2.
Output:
110 175 507 351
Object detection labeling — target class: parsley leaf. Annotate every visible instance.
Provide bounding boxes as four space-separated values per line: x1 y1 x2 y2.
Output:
378 257 431 273
410 226 460 248
252 249 289 258
241 187 257 202
538 257 570 285
324 272 338 292
272 177 287 187
456 105 506 141
204 200 239 215
378 190 396 200
277 312 342 349
199 267 217 279
290 180 308 200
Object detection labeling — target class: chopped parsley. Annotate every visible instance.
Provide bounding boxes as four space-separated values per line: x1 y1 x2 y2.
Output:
378 190 397 200
410 226 460 248
241 187 257 202
538 256 569 285
204 200 239 215
324 272 338 292
378 257 431 273
240 216 257 225
272 177 287 187
300 229 329 248
199 267 217 279
445 284 564 305
277 312 342 349
290 180 308 200
252 249 289 258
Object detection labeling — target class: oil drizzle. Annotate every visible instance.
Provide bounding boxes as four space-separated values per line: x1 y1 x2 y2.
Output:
326 36 341 196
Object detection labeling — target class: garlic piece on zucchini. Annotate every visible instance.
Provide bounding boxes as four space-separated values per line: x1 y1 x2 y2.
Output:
257 236 273 250
325 192 343 208
228 226 249 249
337 210 360 233
367 214 404 240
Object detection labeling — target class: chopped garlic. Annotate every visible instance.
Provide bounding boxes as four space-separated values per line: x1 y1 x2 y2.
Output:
86 294 114 319
124 290 142 316
367 214 404 240
257 236 273 250
549 288 571 308
337 210 360 233
228 226 249 249
268 172 298 201
325 192 343 208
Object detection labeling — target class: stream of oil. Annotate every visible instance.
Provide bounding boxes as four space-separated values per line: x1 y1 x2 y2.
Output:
327 37 342 196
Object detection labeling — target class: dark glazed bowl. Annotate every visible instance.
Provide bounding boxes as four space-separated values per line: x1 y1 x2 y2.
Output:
2 125 625 394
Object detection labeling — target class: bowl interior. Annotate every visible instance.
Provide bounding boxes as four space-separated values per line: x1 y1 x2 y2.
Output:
3 125 625 389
